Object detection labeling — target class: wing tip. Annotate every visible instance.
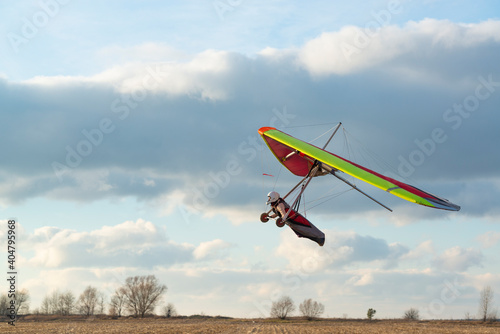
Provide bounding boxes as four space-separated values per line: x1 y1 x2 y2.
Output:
427 197 461 211
258 126 276 135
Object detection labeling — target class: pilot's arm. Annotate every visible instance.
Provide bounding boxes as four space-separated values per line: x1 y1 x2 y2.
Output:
269 202 287 218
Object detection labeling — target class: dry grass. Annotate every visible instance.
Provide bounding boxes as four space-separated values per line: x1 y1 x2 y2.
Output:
2 317 499 333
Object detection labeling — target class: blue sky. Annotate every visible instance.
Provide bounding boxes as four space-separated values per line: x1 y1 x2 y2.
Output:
1 0 500 319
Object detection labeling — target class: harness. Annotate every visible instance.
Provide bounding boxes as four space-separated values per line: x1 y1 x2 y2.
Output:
271 198 290 218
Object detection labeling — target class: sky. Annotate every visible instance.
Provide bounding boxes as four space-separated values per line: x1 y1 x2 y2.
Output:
1 0 500 319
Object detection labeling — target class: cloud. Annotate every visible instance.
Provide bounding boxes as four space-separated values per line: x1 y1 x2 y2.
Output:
347 271 374 286
193 239 233 260
299 25 408 75
25 219 194 268
476 231 500 248
455 179 500 218
14 217 495 318
401 240 435 260
464 272 500 292
23 267 129 300
21 218 243 274
24 49 234 100
276 229 409 270
276 230 486 275
298 19 500 76
1 19 500 222
432 246 484 272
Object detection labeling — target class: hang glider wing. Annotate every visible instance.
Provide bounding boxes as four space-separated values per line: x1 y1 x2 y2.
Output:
259 126 460 211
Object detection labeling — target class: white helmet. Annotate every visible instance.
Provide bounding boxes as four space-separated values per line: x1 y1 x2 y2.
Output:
267 191 280 204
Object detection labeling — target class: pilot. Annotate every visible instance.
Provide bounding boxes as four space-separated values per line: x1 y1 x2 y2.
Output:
266 191 288 219
264 191 325 246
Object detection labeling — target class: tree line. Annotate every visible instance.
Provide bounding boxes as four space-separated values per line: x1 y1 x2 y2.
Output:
1 281 497 321
270 296 325 320
270 286 498 321
1 275 174 318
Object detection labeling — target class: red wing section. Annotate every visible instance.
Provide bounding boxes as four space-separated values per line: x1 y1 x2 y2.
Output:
259 127 312 176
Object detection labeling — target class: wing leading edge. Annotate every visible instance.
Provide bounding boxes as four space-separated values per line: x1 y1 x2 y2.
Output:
259 126 460 211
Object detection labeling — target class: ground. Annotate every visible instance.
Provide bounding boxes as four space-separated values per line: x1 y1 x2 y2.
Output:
2 317 500 333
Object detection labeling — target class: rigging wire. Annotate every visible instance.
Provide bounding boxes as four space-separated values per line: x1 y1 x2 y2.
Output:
308 123 342 145
263 122 408 215
260 141 284 211
260 143 269 211
283 123 353 215
302 190 307 218
273 165 282 190
305 188 354 211
261 122 429 216
283 122 340 129
293 188 302 212
340 127 358 187
342 127 418 185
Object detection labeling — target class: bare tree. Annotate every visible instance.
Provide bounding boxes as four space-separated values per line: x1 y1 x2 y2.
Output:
0 294 8 316
109 289 126 317
15 289 30 314
78 286 100 316
299 298 324 320
479 285 496 322
46 290 62 314
270 296 295 320
0 290 30 316
60 291 76 315
40 295 50 314
97 292 106 315
49 290 64 315
120 275 167 317
40 290 75 315
162 303 178 318
403 308 420 320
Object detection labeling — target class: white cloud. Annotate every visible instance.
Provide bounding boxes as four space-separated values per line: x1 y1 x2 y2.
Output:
20 220 239 293
276 229 409 271
22 49 233 100
23 267 126 299
25 219 193 268
464 272 500 292
299 25 409 75
476 231 500 248
244 282 283 300
298 19 500 76
202 205 262 226
90 219 164 250
347 272 374 286
193 239 233 260
103 49 233 100
401 240 435 260
432 246 483 272
20 20 500 100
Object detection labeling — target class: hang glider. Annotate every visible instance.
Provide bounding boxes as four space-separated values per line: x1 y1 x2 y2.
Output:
259 125 460 212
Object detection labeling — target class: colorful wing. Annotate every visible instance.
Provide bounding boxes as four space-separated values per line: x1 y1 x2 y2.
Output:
259 126 460 211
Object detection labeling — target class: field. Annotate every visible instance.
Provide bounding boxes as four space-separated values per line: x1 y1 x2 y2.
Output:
2 317 500 333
